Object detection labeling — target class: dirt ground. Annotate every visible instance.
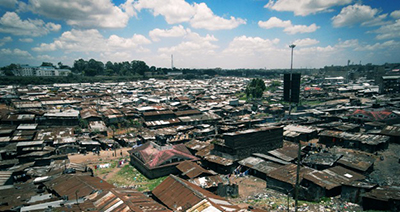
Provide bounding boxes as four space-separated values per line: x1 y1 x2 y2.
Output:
68 147 131 164
68 147 131 181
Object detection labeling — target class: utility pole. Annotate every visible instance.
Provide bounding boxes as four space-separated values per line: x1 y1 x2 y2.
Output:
294 140 301 212
288 44 296 116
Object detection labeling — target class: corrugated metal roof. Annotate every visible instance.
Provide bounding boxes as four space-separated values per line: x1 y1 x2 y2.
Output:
44 175 114 199
303 166 365 190
267 164 313 186
152 175 240 211
176 161 213 179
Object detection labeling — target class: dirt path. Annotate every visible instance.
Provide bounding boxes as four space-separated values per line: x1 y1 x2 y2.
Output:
68 147 131 164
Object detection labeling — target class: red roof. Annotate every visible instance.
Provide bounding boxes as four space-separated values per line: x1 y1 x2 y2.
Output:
131 142 198 169
352 109 395 121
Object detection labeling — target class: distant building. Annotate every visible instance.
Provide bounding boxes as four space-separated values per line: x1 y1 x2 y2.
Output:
11 64 71 77
379 75 400 94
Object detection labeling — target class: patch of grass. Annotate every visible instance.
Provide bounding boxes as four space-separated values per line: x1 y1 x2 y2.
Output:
94 160 117 175
108 164 167 192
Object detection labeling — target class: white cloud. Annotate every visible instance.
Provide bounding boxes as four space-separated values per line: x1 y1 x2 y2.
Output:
284 23 319 34
293 38 319 47
354 40 400 51
258 17 291 29
335 39 359 48
0 36 12 46
189 3 246 30
149 25 188 41
19 38 34 43
32 29 151 54
0 48 32 58
223 36 280 56
158 30 218 56
133 0 245 30
134 0 195 24
0 0 17 8
0 12 61 37
258 17 319 34
24 0 130 28
332 4 387 27
120 0 137 17
390 10 400 19
374 20 400 40
265 0 352 16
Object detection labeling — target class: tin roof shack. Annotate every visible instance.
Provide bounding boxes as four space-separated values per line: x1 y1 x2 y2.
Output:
341 180 377 204
44 174 114 200
318 130 390 153
266 164 313 195
88 120 108 136
152 175 241 212
178 112 222 126
302 152 342 170
362 186 400 211
267 144 304 163
80 108 102 122
129 142 198 179
380 125 400 143
299 166 365 201
336 151 375 174
143 110 176 121
238 156 284 180
176 160 214 179
1 114 35 125
16 140 44 154
350 109 400 125
66 188 171 212
283 125 318 142
317 121 360 133
79 139 101 152
42 110 79 126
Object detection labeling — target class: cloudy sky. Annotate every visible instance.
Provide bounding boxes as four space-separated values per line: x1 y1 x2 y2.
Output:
0 0 399 69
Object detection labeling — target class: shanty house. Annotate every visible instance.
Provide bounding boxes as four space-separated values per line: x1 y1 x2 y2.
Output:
129 142 198 179
152 175 241 212
300 166 365 201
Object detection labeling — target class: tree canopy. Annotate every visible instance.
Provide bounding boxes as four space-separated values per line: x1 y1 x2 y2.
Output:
245 78 266 98
72 58 150 77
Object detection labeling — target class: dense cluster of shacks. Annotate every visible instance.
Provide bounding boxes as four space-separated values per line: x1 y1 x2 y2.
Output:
0 75 400 211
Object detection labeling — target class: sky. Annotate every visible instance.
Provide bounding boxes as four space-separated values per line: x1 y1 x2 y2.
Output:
0 0 399 69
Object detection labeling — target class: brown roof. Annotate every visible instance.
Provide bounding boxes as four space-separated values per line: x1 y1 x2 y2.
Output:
303 166 366 190
174 109 202 117
176 161 213 179
44 175 114 199
152 175 240 211
266 164 313 186
90 188 171 212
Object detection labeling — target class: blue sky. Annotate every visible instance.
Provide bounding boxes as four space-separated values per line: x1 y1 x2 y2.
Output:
0 0 399 69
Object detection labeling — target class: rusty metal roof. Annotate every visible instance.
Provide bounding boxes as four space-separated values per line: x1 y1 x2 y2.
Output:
152 175 240 211
176 160 213 179
363 186 400 201
337 151 375 172
303 166 365 190
266 164 313 186
91 188 171 212
44 175 114 199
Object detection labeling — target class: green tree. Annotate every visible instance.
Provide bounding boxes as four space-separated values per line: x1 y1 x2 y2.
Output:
246 78 266 98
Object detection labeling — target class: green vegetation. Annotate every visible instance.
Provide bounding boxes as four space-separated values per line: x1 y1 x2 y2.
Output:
108 164 167 192
302 100 324 106
266 80 282 93
94 161 117 175
245 78 266 99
